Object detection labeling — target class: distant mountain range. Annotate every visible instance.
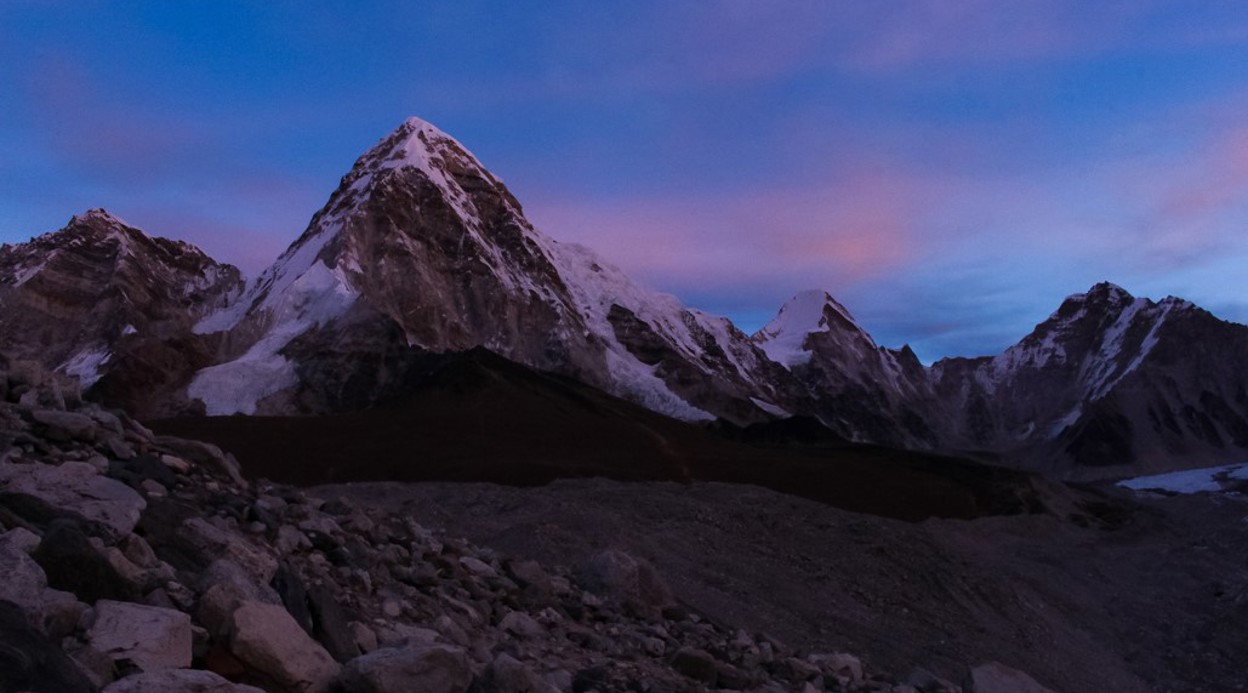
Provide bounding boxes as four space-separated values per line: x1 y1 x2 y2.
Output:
3 117 1245 479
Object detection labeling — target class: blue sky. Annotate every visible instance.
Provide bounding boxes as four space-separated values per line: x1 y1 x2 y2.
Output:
3 1 1248 361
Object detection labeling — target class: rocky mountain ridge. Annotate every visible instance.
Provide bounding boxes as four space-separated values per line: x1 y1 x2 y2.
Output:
2 118 1246 477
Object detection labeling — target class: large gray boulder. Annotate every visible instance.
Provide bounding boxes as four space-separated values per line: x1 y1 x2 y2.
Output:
336 642 472 693
87 600 193 672
0 460 145 537
227 600 340 692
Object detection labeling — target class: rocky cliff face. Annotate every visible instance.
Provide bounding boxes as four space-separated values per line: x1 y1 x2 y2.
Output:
186 118 792 423
0 210 243 417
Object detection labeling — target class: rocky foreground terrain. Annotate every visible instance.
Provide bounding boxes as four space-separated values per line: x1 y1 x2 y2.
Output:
0 355 1091 693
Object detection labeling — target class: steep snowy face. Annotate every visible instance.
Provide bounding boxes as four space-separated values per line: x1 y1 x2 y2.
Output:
190 117 789 421
753 290 936 446
0 210 242 403
753 290 859 368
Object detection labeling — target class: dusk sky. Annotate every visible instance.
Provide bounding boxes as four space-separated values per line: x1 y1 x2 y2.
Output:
3 1 1247 362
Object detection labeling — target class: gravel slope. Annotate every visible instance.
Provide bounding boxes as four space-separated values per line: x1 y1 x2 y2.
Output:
320 479 1248 693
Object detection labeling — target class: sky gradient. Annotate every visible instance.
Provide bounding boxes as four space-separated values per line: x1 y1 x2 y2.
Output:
3 1 1247 361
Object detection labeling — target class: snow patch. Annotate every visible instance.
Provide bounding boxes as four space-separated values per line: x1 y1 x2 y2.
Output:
189 259 358 414
1118 463 1248 494
57 346 111 388
750 397 791 418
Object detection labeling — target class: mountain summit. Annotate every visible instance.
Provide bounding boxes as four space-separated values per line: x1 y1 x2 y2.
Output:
188 117 790 421
0 209 241 408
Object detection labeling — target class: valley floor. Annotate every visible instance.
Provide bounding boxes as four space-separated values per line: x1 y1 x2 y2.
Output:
318 479 1248 693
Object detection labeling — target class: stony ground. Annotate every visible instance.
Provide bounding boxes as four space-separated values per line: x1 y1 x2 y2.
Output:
321 478 1248 693
0 356 1070 692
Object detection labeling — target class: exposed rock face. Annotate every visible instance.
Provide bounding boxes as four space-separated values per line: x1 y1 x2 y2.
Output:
930 282 1248 477
186 117 792 423
0 209 243 417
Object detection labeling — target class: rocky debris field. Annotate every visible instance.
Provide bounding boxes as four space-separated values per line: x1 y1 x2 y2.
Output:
325 477 1248 693
0 355 1067 692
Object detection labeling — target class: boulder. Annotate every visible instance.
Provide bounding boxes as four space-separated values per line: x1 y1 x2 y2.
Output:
102 668 268 692
577 548 673 620
2 525 42 554
87 600 193 672
0 600 96 693
180 518 278 585
31 409 98 442
670 646 718 684
227 600 341 692
0 533 49 619
476 652 560 693
336 642 472 693
34 519 143 602
0 460 146 537
966 662 1060 693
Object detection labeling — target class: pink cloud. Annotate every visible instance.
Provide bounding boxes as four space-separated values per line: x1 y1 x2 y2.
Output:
527 164 954 297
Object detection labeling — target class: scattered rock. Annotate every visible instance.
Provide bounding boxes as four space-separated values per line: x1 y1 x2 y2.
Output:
0 460 145 537
336 642 472 693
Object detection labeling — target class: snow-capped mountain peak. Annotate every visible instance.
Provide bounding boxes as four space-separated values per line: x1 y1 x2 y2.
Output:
753 289 864 368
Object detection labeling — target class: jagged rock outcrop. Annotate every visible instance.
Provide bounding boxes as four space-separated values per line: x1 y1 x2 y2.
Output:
0 209 243 418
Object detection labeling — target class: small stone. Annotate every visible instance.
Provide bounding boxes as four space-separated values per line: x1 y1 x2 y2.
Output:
499 610 545 638
458 555 497 578
158 454 192 473
140 479 167 498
